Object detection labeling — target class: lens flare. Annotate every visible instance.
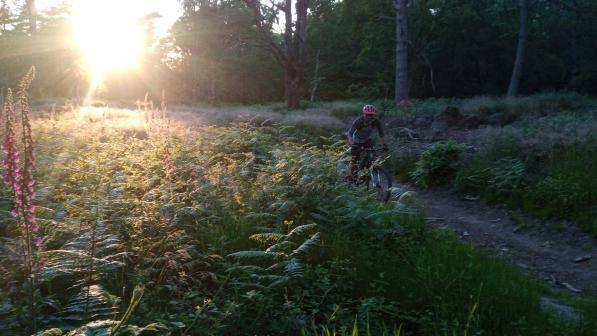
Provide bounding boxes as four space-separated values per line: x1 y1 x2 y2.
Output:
72 0 144 78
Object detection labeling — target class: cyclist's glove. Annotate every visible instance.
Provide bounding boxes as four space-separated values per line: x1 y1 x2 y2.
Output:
382 144 389 152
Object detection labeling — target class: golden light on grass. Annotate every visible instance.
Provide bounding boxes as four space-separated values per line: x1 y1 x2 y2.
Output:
72 0 144 83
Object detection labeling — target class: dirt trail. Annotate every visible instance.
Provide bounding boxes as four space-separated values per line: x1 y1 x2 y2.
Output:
411 186 597 294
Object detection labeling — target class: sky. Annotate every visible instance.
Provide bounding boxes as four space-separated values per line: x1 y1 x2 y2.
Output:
37 0 182 37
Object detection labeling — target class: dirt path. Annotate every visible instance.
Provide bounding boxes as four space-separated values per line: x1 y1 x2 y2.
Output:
411 187 597 295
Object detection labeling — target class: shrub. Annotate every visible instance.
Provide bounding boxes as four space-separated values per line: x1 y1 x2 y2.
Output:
488 158 527 201
411 140 467 187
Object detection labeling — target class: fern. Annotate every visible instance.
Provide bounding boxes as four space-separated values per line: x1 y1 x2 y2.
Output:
225 265 265 274
286 223 318 240
265 241 295 253
61 285 118 323
227 251 286 259
249 233 285 244
266 276 291 289
41 250 124 282
285 258 304 278
291 232 321 256
226 224 320 292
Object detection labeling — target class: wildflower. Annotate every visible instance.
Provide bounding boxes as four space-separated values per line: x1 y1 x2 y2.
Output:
1 89 20 193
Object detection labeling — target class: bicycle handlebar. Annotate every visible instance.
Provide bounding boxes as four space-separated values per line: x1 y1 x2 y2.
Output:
351 146 389 152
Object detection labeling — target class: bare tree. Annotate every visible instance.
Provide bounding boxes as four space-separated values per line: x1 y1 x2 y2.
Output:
394 0 409 104
26 0 36 35
243 0 309 108
507 0 528 96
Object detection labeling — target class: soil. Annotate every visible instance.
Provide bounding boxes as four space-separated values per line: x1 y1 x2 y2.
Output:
414 186 597 295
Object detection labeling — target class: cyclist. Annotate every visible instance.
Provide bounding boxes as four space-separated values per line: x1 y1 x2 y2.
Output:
346 104 388 181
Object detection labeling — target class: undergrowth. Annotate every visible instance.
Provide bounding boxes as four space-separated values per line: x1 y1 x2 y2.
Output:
0 102 595 335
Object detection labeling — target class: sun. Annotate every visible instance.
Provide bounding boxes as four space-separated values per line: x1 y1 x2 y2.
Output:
72 0 145 79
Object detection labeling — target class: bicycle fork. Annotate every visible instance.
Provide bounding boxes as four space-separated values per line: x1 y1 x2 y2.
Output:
369 168 381 188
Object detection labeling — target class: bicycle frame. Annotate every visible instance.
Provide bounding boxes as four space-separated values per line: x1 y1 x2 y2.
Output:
358 148 388 187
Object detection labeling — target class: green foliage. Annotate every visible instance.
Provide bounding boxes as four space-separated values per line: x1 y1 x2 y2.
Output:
453 110 597 234
2 106 597 335
411 140 467 187
524 146 597 234
456 157 527 204
386 153 418 183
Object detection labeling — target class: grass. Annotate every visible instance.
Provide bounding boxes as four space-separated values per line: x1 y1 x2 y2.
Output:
451 112 597 235
321 226 597 335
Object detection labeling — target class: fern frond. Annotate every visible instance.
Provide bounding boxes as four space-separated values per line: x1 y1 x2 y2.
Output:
61 285 118 322
285 258 304 278
42 250 125 281
249 233 285 244
265 261 287 272
250 274 286 283
286 223 318 240
225 265 265 274
291 232 321 256
267 276 291 289
265 241 295 253
227 251 286 259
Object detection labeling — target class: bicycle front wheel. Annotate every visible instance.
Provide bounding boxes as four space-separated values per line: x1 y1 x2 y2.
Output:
367 167 392 202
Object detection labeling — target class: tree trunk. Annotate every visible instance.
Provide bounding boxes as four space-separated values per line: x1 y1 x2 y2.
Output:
394 0 409 104
286 70 300 108
243 0 309 109
26 0 39 96
507 0 528 96
310 49 321 102
26 0 36 36
287 0 309 108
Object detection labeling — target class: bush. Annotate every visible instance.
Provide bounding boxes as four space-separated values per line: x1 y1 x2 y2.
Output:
411 140 467 187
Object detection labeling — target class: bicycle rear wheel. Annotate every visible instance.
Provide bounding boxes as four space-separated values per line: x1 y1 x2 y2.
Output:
367 167 392 202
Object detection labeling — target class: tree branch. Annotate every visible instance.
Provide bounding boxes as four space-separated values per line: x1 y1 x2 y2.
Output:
242 0 287 66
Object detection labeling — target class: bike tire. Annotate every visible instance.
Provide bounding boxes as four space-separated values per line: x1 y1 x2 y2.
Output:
367 167 392 203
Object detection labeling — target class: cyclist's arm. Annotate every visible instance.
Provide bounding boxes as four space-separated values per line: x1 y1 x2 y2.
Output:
347 119 359 145
375 119 386 146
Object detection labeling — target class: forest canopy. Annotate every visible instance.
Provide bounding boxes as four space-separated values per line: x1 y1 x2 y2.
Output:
1 0 596 104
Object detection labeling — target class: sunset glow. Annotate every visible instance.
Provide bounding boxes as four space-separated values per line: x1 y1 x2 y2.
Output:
72 0 145 78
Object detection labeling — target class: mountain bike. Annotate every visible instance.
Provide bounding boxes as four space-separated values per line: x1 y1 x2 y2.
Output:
349 146 393 202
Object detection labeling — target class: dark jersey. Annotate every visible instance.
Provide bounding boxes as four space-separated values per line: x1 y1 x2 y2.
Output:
348 116 384 144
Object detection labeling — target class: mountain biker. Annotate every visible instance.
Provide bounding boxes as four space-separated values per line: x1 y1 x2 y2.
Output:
346 104 388 181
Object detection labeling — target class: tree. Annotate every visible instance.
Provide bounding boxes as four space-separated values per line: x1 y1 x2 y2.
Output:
507 0 527 96
394 0 409 103
243 0 309 108
25 0 35 35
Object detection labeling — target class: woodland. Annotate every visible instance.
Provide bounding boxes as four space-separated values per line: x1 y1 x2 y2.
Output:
0 0 596 335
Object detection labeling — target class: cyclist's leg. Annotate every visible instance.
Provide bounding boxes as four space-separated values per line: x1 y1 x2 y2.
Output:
346 145 361 181
361 140 375 170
